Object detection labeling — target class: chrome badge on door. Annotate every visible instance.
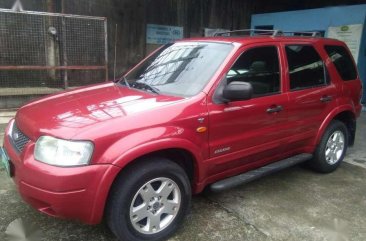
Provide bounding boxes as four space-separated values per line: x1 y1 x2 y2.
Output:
214 147 231 155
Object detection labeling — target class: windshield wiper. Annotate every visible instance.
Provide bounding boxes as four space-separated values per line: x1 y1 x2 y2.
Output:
132 81 160 94
118 76 159 94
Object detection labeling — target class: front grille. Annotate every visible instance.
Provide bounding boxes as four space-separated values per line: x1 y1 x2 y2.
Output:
11 124 30 153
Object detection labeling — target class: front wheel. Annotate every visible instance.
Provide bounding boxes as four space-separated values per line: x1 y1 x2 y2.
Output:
310 120 348 173
106 158 191 241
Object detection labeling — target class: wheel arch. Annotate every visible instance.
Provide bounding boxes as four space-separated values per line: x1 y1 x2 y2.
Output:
111 138 203 182
100 139 203 217
117 147 198 183
315 106 356 147
333 111 356 146
90 138 203 225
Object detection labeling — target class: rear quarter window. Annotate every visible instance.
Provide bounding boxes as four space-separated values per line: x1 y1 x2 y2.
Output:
324 45 357 81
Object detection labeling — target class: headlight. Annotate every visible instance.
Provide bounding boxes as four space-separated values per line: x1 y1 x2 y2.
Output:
34 136 94 167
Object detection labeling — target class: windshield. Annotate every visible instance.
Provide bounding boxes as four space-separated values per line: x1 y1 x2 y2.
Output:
120 41 234 97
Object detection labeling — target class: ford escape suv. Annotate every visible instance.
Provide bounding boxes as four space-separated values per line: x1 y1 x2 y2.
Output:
1 29 362 241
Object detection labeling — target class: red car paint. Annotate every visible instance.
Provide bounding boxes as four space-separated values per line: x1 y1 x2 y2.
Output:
3 36 362 224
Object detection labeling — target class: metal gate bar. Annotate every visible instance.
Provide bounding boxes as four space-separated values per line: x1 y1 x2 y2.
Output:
0 66 107 70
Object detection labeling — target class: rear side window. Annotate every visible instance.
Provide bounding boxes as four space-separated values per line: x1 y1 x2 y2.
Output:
324 45 357 81
285 45 326 90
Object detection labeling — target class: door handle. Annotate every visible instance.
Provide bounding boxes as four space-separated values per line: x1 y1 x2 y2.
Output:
266 105 283 113
320 95 333 103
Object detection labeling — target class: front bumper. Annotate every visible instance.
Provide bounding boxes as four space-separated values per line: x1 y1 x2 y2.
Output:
3 120 121 224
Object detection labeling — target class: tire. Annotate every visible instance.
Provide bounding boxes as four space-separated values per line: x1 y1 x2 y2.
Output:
310 120 348 173
106 158 191 241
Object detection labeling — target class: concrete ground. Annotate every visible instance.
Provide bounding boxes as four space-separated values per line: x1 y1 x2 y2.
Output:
0 111 365 241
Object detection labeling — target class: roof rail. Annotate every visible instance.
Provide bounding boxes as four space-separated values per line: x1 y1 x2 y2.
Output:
280 31 321 37
213 29 321 37
214 29 281 37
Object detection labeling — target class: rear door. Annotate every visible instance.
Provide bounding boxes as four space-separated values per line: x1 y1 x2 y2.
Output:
283 43 338 152
207 43 290 176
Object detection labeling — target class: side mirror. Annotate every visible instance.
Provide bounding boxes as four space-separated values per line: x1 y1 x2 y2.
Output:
223 81 253 102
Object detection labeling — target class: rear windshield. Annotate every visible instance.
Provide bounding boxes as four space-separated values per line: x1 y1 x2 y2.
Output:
123 42 234 97
324 45 357 81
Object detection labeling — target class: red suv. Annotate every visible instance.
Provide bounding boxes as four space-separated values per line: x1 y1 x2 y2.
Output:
1 30 362 241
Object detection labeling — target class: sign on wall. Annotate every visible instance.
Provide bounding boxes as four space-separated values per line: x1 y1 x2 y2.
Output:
327 24 363 64
146 24 183 45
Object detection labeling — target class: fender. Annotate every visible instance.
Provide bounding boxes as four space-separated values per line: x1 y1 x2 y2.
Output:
112 137 203 170
98 126 206 169
97 125 207 184
313 104 355 146
97 123 208 163
110 137 206 193
88 134 205 224
89 164 121 224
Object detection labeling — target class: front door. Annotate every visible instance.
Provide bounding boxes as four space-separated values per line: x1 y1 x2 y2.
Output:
207 44 290 176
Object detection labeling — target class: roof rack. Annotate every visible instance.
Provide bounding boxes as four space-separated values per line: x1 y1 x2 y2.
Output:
281 31 321 37
213 29 321 37
214 29 281 37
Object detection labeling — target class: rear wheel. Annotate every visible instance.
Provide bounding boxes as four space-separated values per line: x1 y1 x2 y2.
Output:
310 120 348 173
106 158 191 241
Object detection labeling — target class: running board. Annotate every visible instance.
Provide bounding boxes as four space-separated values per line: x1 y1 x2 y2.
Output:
210 153 313 192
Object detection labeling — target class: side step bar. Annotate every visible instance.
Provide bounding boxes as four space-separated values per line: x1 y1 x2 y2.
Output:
210 153 313 192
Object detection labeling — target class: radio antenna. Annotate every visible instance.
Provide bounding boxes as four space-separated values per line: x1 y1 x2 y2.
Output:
113 24 118 81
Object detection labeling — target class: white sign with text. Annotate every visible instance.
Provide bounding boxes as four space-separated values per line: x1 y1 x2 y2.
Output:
327 24 363 64
146 24 183 45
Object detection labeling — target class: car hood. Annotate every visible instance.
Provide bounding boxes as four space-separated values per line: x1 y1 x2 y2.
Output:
15 83 184 140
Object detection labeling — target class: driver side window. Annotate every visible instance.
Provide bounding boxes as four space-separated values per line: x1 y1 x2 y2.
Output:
227 46 280 97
